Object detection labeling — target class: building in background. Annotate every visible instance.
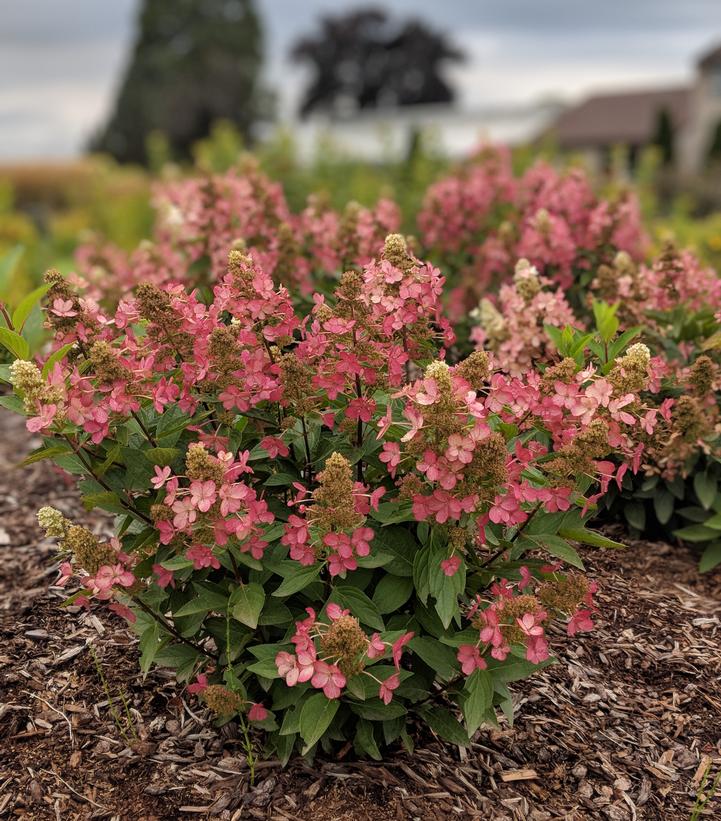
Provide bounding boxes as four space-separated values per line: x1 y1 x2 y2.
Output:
547 43 721 173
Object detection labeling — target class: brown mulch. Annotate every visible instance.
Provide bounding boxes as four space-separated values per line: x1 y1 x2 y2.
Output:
1 410 720 820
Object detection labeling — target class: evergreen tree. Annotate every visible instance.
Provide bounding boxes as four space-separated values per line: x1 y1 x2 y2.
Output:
91 0 264 164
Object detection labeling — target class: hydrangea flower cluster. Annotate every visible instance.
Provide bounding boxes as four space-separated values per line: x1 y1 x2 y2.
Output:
470 259 576 376
417 145 647 316
73 161 399 302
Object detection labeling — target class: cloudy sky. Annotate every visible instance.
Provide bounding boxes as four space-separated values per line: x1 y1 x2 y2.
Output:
2 0 721 160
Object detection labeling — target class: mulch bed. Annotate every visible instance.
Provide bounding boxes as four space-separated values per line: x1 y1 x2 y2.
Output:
1 410 720 820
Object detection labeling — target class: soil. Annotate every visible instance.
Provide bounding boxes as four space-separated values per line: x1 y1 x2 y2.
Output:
1 410 720 820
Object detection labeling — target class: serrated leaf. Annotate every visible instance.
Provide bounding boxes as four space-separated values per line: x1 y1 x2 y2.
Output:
299 693 339 751
42 343 74 378
143 447 180 467
369 501 415 524
369 526 418 576
422 707 469 746
139 621 164 675
0 328 29 360
354 719 382 760
174 583 228 616
19 445 71 467
230 583 265 629
557 527 624 550
350 699 407 720
330 587 385 631
263 472 300 487
272 564 321 597
522 534 584 569
12 283 50 331
702 329 721 351
487 655 554 683
408 636 458 680
371 574 413 614
462 668 493 735
0 394 25 413
82 491 126 514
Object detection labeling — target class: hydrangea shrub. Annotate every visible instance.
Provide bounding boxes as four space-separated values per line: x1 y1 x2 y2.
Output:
468 246 721 571
0 233 646 759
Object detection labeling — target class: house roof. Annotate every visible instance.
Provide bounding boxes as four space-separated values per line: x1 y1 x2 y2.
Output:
549 87 690 148
698 43 721 70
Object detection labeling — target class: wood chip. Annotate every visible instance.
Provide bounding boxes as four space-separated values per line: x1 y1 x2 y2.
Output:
500 769 538 782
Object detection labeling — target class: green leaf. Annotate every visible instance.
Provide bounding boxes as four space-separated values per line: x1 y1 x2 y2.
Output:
19 445 71 467
557 527 624 550
521 534 584 569
144 447 181 467
330 587 385 631
354 719 382 760
230 583 265 630
138 621 164 675
694 472 718 511
12 283 50 331
592 300 619 343
422 707 469 746
299 693 339 751
174 583 228 616
350 699 407 720
487 656 554 683
272 564 321 597
42 343 74 378
608 326 642 359
369 526 418 576
82 491 126 515
258 598 293 627
246 657 281 679
0 328 29 360
371 575 414 614
369 501 415 524
0 245 24 293
462 668 494 736
699 541 721 573
264 472 300 487
623 502 646 532
408 636 458 681
0 394 24 413
700 512 721 529
653 490 674 526
673 524 720 543
274 731 297 765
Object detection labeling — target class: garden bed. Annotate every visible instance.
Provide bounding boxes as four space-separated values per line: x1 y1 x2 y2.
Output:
1 410 719 821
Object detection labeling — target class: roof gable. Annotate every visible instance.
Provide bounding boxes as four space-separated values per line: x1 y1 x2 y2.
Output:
549 87 690 148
